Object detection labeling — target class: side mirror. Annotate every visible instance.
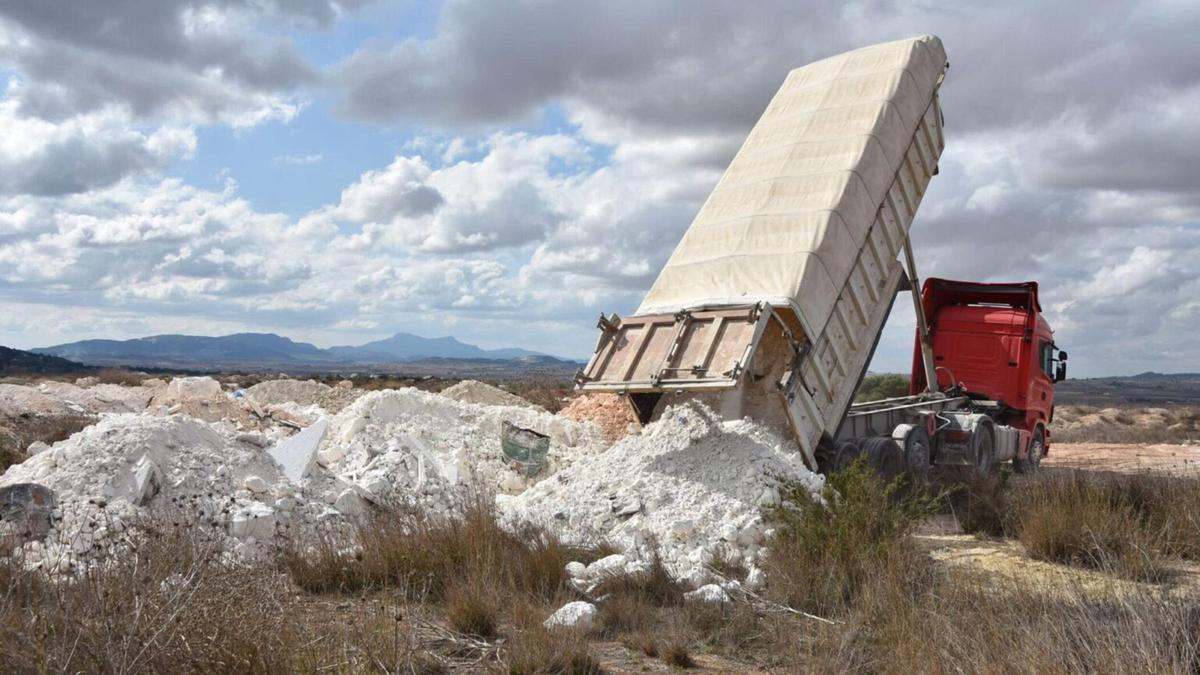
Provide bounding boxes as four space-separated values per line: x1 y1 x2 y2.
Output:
1058 350 1068 362
1055 362 1067 383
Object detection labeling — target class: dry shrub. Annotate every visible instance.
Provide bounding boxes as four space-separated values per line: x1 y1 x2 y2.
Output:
0 519 440 673
621 631 659 657
757 468 1200 673
787 571 1200 674
661 638 696 668
593 553 684 637
501 604 604 675
684 600 762 654
446 577 500 638
762 459 938 617
94 368 149 386
1015 472 1172 581
934 467 1014 537
504 378 574 413
283 504 609 604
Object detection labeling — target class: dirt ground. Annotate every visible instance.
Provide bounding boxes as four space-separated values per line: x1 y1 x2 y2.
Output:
1045 441 1200 475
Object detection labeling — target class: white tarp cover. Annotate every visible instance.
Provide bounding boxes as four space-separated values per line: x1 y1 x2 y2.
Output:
637 36 947 335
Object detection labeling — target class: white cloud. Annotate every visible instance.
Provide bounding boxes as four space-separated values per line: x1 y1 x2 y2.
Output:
273 153 324 166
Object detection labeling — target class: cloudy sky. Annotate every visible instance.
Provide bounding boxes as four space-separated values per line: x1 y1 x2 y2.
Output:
0 1 1196 377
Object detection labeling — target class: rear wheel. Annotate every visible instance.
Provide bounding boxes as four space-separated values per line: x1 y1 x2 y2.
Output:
1014 426 1045 474
971 423 995 475
831 441 862 473
862 436 905 479
899 426 932 485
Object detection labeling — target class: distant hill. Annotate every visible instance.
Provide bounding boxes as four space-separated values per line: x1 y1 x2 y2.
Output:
0 345 90 375
1055 372 1200 406
35 333 339 370
329 332 541 361
34 331 561 373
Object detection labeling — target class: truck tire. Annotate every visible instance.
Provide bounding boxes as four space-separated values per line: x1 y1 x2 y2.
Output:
900 426 932 485
862 437 905 479
1014 426 1044 475
970 423 995 475
831 441 862 473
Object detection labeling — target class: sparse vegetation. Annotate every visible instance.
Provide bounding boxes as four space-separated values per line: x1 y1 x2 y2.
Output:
763 460 939 616
1054 404 1200 443
5 468 1200 673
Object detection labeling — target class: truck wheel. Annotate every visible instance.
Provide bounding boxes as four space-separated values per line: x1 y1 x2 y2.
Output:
1014 427 1044 474
971 423 995 475
831 441 862 473
862 437 905 479
900 426 932 485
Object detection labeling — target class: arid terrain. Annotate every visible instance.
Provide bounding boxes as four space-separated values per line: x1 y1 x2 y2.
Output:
0 373 1197 673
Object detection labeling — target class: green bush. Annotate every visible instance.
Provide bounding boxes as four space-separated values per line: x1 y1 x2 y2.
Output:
854 374 911 403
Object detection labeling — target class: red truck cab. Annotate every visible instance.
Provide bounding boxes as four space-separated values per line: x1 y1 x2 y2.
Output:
909 278 1067 469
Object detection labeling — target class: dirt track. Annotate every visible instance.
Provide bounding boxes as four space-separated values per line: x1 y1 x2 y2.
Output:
1045 442 1200 475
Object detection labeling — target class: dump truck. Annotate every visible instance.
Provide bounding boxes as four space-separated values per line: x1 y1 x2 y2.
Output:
574 35 1067 476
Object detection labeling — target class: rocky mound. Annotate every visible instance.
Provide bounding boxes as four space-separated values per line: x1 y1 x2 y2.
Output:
499 401 823 584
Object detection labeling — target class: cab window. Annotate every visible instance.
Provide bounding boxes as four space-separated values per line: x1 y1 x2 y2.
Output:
1039 341 1054 378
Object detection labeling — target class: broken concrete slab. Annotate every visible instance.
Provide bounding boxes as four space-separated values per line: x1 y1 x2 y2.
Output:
268 417 327 483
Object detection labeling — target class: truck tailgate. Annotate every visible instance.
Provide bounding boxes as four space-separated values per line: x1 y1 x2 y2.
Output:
575 304 776 391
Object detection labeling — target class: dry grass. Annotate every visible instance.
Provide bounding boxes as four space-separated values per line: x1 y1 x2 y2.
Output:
1015 472 1172 581
762 460 939 617
445 577 501 638
757 464 1200 673
283 503 611 603
1054 404 1200 443
0 520 444 673
941 468 1200 580
936 467 1014 537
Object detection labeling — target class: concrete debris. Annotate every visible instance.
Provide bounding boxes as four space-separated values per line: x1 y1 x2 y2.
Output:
440 380 538 409
317 388 605 514
499 401 823 582
131 456 161 506
269 418 327 483
544 601 597 630
246 379 363 414
684 583 732 604
0 377 813 593
230 502 276 542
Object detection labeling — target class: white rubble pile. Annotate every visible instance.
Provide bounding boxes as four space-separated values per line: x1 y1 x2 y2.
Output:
440 380 540 409
317 389 606 514
0 384 93 417
499 401 823 585
35 380 163 414
0 414 352 570
245 379 363 414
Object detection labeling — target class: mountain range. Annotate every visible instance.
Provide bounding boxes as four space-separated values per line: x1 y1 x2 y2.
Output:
33 332 564 372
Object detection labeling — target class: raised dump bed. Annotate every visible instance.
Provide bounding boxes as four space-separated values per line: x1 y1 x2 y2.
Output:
577 36 949 468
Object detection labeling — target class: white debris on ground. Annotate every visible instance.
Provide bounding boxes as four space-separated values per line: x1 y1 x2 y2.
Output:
439 380 540 409
245 379 364 414
0 376 820 592
0 414 334 569
0 384 94 417
34 380 163 414
317 388 606 511
684 583 733 604
544 601 598 630
498 401 823 585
